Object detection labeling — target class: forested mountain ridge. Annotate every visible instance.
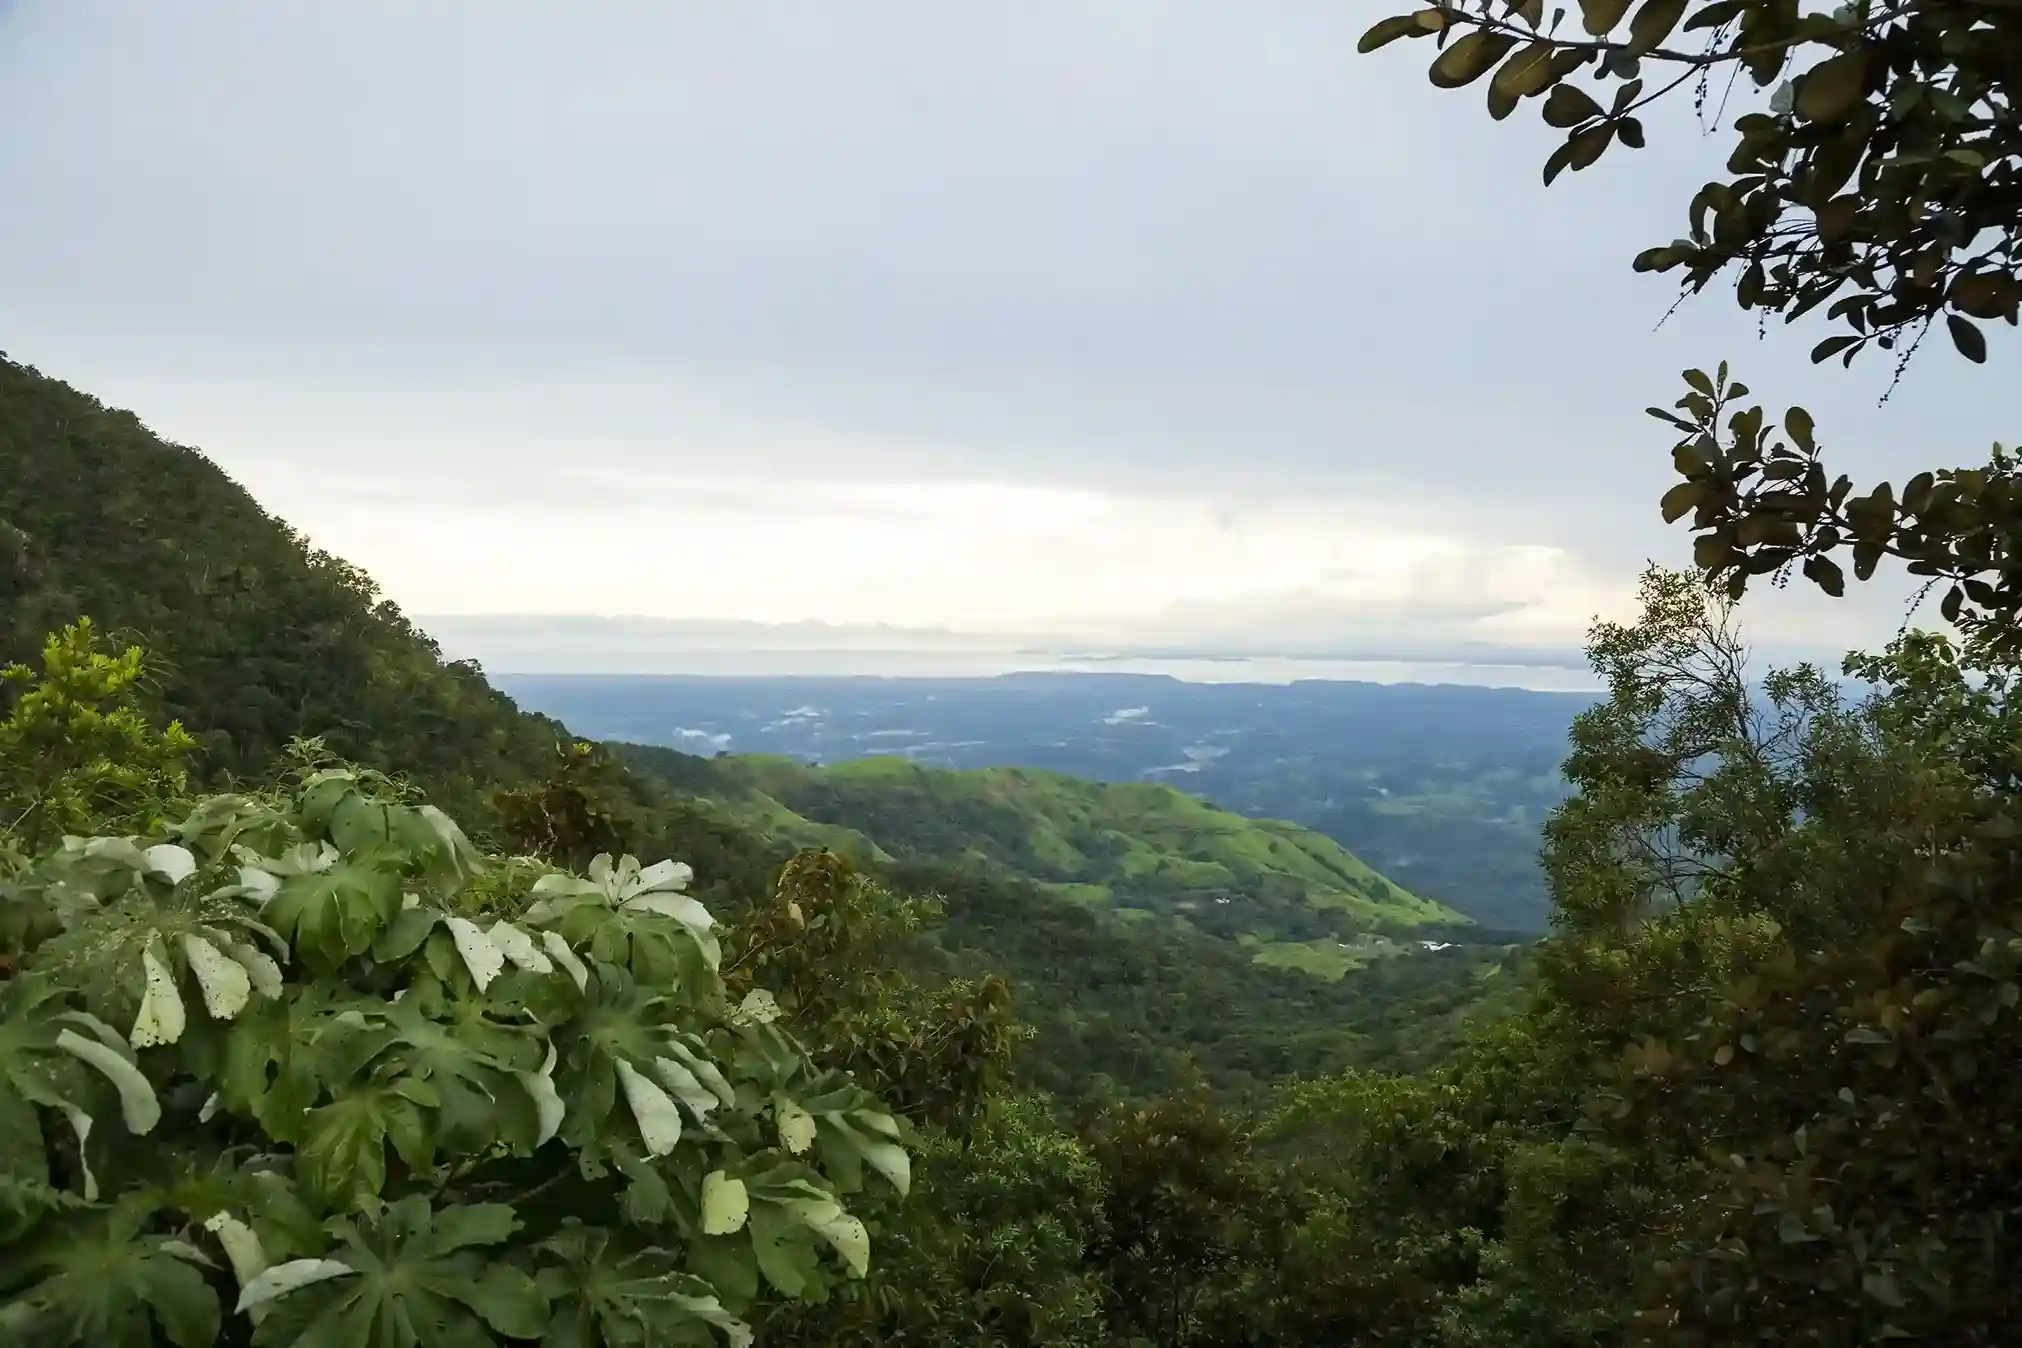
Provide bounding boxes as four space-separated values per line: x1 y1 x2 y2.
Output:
0 355 570 819
620 746 1474 982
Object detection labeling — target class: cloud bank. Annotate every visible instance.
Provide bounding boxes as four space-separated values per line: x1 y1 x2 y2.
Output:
1 1 2011 671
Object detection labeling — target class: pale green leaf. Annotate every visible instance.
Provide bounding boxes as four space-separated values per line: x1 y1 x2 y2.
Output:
517 1044 565 1147
487 919 553 974
234 1257 357 1313
635 858 694 893
650 1056 719 1120
54 1008 130 1054
131 941 187 1047
235 866 281 903
222 938 284 1000
701 1170 749 1235
660 1038 736 1108
738 989 780 1026
622 891 713 928
202 1212 270 1293
54 1099 96 1200
615 1058 683 1156
144 843 198 885
539 930 589 992
54 1028 160 1134
673 1293 752 1348
775 1096 816 1155
861 1139 910 1196
783 1197 869 1277
182 932 252 1020
445 915 505 990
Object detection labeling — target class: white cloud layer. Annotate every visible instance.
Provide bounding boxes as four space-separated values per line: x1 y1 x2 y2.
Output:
257 471 1626 645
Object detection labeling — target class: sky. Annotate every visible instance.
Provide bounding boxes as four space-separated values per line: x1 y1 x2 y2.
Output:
2 2 2015 672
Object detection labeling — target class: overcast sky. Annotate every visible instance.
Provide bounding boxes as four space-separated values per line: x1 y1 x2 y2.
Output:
3 2 2014 669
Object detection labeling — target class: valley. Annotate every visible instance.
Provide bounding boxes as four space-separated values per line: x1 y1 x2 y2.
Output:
500 671 1590 930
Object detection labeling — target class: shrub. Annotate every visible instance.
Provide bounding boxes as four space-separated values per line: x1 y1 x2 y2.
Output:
0 767 907 1348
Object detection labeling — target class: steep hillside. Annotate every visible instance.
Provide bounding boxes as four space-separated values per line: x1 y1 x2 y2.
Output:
0 356 568 817
619 747 1470 963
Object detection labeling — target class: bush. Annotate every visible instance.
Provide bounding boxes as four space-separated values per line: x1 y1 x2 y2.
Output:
0 767 908 1348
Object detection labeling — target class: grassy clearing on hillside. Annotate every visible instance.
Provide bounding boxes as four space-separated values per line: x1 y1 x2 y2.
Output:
721 755 1467 931
1240 933 1413 981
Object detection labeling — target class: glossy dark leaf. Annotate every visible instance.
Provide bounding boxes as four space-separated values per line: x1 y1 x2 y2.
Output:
1430 32 1520 89
1947 313 1988 363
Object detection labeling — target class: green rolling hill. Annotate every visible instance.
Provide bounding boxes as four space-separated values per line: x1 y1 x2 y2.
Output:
618 747 1472 977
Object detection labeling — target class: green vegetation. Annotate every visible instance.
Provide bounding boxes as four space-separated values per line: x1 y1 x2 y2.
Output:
0 356 572 821
1 620 196 858
1367 0 2018 364
1368 0 2022 654
6 5 2021 1335
7 449 2022 1346
595 748 1518 1100
624 749 1466 950
501 672 1586 930
0 745 911 1348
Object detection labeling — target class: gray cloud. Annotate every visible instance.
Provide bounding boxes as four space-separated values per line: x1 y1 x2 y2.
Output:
419 609 1594 679
2 1 2015 652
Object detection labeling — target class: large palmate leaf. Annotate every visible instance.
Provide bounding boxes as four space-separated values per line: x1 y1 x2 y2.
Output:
296 1083 433 1212
309 778 483 899
208 985 353 1141
0 1195 221 1348
806 1097 909 1198
262 862 403 972
168 792 296 864
722 1023 908 1196
523 854 720 987
352 992 546 1153
741 1161 872 1292
246 1196 547 1348
538 1221 752 1348
554 969 737 1165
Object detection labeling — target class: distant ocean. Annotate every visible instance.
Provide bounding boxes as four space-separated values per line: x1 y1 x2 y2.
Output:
483 647 1603 692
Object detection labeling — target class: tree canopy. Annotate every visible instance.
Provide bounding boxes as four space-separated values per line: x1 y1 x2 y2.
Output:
1366 0 2022 658
1363 0 2022 365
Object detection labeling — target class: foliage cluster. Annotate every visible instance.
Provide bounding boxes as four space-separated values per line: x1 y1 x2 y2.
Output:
0 751 913 1347
636 749 1466 941
7 541 2022 1348
1364 1 2022 659
1 620 196 861
1365 0 2022 363
1017 574 2022 1347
